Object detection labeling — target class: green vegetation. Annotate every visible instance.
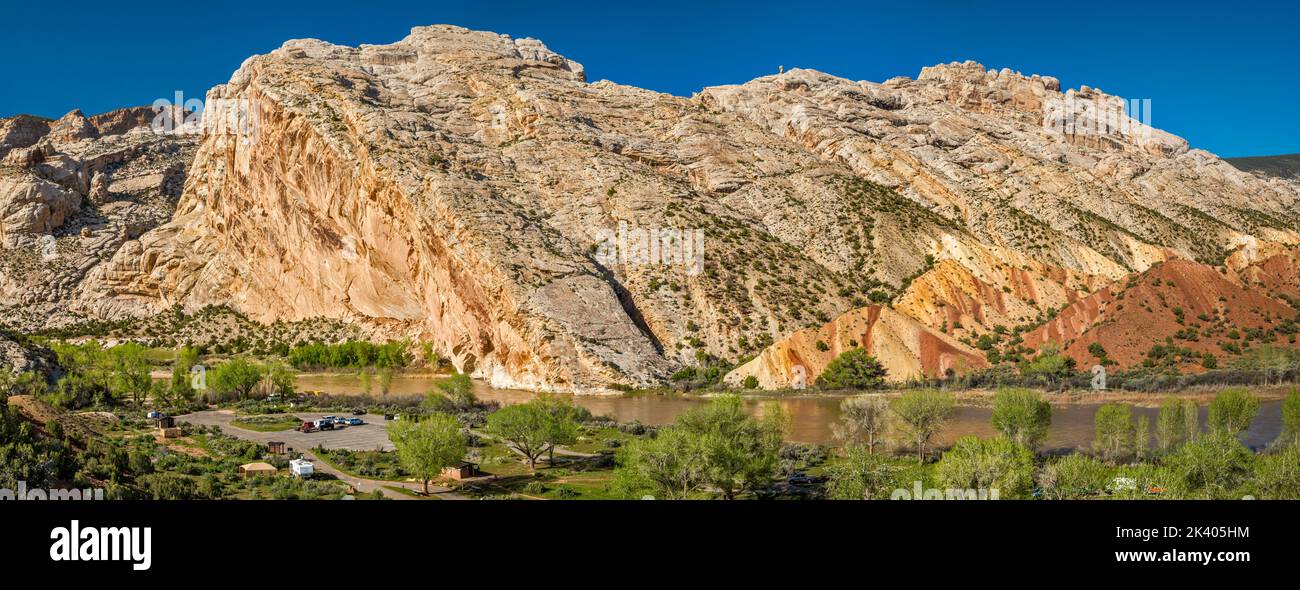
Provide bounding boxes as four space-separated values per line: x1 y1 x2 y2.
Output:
815 348 887 390
388 413 468 494
890 389 956 463
990 388 1051 450
613 395 786 499
936 436 1035 499
831 395 889 453
287 340 410 370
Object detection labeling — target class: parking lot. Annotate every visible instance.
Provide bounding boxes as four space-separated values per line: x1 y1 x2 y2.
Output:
176 410 396 451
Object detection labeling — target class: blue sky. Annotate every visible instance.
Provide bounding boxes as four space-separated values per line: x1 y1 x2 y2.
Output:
2 0 1296 157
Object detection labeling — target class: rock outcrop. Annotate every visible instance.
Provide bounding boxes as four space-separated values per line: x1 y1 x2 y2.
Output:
724 306 987 388
0 26 1296 392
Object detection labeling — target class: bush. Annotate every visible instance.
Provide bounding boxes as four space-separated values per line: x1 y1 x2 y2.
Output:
935 436 1035 499
1038 454 1111 499
815 348 887 390
990 388 1051 450
1207 388 1258 435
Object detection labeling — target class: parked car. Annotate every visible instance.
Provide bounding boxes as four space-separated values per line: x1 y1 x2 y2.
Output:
314 419 335 431
383 414 395 421
297 421 316 433
345 417 364 426
352 409 365 416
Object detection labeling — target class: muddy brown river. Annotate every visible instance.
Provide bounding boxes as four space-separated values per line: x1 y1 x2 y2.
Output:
293 374 1285 451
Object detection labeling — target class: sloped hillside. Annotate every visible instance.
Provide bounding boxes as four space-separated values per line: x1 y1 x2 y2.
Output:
0 25 1296 392
1021 255 1300 370
724 306 987 388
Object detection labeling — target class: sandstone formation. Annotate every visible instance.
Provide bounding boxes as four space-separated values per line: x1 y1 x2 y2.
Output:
0 106 196 312
0 25 1295 392
724 305 987 389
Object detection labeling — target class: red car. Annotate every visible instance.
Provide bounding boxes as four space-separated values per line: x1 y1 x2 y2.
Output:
297 421 317 433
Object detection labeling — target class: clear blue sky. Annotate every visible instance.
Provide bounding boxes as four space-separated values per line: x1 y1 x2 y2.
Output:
3 0 1296 157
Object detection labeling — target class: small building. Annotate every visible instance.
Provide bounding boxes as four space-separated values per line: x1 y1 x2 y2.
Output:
155 427 182 441
442 461 480 481
267 441 286 455
238 462 277 478
157 416 176 429
289 459 314 479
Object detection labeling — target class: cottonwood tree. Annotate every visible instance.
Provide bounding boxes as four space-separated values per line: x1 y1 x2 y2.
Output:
108 343 152 407
388 413 467 495
208 359 263 402
1092 403 1137 464
535 393 581 465
613 427 705 499
890 389 956 463
936 436 1035 498
1166 431 1254 499
824 446 906 500
613 395 785 499
486 402 554 471
1208 388 1258 436
1281 390 1300 448
1037 454 1111 500
1155 396 1196 453
990 388 1052 450
833 395 890 454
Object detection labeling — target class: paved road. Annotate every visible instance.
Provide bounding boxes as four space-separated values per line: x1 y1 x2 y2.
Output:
175 410 465 500
177 410 395 451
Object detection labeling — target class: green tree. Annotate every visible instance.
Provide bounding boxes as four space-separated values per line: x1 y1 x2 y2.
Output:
1038 454 1111 499
824 446 907 500
434 374 476 409
1254 445 1300 499
890 389 956 463
815 348 887 390
615 395 785 500
387 413 467 495
1166 431 1254 499
486 402 554 471
1207 387 1258 436
741 375 759 390
832 395 890 454
1019 344 1077 388
990 388 1052 450
377 367 395 397
208 359 264 401
1093 404 1137 464
673 396 786 499
536 393 581 465
1277 389 1299 448
613 427 704 499
108 343 152 406
936 436 1035 499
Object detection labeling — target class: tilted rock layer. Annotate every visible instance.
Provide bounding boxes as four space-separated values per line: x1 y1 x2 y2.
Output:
1 26 1297 391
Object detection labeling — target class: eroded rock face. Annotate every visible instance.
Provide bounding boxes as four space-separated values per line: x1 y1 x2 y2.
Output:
724 306 987 388
5 26 1298 391
0 107 197 311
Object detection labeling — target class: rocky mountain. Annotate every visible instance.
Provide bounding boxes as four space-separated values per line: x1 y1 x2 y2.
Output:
0 105 195 325
2 25 1298 392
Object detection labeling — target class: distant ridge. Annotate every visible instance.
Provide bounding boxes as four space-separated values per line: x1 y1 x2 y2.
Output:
1225 154 1300 180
